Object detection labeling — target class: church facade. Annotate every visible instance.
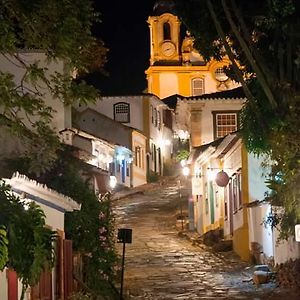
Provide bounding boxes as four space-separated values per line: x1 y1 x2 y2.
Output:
146 2 239 99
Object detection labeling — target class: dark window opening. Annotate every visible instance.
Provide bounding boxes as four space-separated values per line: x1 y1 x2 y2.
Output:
114 102 130 123
163 22 171 40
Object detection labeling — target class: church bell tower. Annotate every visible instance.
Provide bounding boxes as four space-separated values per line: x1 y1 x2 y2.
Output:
146 0 236 99
148 0 180 65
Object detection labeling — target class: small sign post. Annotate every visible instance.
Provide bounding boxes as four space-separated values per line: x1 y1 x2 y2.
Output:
295 225 300 242
117 228 132 300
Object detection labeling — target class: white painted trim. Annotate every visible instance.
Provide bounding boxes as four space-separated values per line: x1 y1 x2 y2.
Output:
4 173 80 211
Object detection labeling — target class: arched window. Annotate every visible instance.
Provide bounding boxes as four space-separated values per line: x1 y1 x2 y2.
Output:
214 67 228 82
114 102 130 123
163 22 171 40
191 78 204 96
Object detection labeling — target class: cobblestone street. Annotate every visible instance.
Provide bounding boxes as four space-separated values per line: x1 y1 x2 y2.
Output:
113 178 298 299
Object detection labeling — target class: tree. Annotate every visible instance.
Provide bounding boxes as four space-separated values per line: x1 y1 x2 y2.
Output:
42 147 119 296
175 0 300 239
0 0 110 297
7 146 119 298
0 180 56 300
0 0 107 174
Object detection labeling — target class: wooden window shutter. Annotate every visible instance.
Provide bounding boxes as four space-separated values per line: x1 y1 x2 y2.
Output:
163 110 172 129
30 271 52 300
7 269 18 300
63 239 73 299
55 236 63 299
39 271 52 300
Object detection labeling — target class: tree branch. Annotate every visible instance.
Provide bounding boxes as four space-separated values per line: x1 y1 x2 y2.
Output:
230 0 273 82
221 0 278 109
205 0 256 104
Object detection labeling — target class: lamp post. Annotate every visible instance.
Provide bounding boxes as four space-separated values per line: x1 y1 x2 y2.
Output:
176 162 191 231
117 228 132 300
177 179 184 230
182 165 195 231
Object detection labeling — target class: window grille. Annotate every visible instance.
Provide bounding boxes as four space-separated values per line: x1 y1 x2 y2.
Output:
114 102 130 123
215 113 237 138
192 78 204 96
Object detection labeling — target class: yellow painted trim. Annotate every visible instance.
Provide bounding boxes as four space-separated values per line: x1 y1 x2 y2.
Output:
132 170 146 180
142 97 150 152
241 145 250 216
204 224 213 233
146 65 210 73
132 130 147 139
219 217 224 227
203 219 223 233
233 223 250 261
231 145 250 262
224 234 232 240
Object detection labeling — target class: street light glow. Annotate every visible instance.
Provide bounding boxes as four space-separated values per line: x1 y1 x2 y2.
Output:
109 176 117 189
180 159 187 167
182 166 190 177
207 169 216 181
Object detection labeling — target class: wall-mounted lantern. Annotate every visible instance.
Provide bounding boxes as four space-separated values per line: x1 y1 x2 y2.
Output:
215 170 230 187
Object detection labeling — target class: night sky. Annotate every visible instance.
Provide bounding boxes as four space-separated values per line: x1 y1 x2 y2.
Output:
89 1 157 96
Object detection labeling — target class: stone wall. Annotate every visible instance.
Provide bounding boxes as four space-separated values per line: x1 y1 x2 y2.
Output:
276 258 300 290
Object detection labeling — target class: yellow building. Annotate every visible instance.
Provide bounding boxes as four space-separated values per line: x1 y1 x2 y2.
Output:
191 134 250 261
146 1 239 99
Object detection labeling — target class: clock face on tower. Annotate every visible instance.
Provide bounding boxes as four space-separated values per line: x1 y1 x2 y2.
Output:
161 41 176 57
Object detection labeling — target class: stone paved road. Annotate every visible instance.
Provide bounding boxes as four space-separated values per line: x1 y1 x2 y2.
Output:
113 178 298 300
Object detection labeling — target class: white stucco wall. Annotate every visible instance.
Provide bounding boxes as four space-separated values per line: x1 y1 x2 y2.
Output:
175 98 244 147
248 204 273 259
248 154 270 201
223 141 243 237
200 100 244 145
132 132 147 187
0 272 7 300
273 229 300 265
38 202 65 231
0 52 71 132
247 154 274 259
74 95 144 132
0 175 79 300
223 141 242 177
148 96 173 174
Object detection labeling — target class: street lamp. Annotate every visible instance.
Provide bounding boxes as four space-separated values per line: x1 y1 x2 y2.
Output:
117 228 132 300
177 179 185 230
182 166 190 177
176 164 191 231
181 165 195 230
109 175 117 190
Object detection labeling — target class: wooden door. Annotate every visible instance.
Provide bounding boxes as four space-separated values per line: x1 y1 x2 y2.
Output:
7 269 18 300
63 239 73 300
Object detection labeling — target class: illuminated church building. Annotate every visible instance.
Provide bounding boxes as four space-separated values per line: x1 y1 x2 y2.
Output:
146 0 239 99
145 0 244 151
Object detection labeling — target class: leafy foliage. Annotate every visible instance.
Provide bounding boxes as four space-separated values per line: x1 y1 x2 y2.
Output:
0 180 56 296
0 0 114 297
0 0 106 173
8 146 119 296
0 225 8 270
68 292 93 300
175 150 190 163
175 0 300 238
